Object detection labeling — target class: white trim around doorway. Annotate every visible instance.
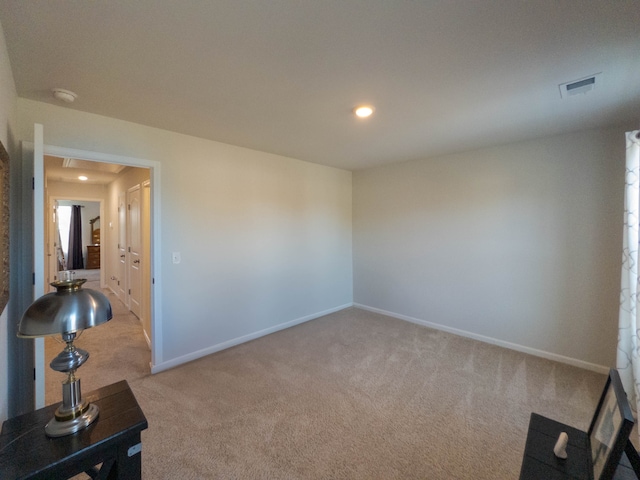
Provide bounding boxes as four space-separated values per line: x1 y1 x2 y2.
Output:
33 143 163 370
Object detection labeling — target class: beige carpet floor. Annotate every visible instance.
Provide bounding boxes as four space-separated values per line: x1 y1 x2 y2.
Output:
47 300 609 479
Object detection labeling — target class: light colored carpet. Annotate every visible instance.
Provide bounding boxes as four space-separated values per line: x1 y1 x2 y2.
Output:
48 306 608 479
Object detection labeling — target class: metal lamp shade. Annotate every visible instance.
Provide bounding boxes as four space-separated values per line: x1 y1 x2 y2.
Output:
17 278 113 437
18 279 112 337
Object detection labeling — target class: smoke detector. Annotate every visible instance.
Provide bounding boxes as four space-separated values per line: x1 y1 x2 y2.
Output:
52 88 77 103
559 73 601 99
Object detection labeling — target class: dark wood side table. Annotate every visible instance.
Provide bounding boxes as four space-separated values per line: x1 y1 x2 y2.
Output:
0 380 148 480
520 413 640 480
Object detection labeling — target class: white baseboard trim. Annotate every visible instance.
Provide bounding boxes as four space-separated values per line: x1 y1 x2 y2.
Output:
353 303 610 375
150 303 353 374
142 328 152 350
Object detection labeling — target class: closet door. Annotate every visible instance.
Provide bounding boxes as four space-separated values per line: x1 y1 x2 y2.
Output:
117 191 127 303
127 184 142 319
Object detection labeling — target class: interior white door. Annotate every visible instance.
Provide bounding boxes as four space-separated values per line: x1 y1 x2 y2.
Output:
33 123 46 409
117 191 127 303
127 185 142 319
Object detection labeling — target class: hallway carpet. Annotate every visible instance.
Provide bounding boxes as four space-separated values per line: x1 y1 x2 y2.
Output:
48 305 606 479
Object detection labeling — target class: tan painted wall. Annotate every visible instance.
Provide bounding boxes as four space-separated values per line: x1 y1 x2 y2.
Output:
0 16 17 422
354 126 628 369
16 98 353 371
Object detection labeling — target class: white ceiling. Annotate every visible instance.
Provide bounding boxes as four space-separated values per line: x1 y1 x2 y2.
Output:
44 155 129 185
1 1 639 170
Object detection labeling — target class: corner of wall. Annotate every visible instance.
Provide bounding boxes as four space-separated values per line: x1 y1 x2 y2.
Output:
0 14 18 423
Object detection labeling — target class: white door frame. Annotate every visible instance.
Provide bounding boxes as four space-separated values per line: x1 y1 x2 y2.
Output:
30 130 163 408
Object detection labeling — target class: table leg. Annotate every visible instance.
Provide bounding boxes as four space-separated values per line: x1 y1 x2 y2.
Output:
106 433 142 480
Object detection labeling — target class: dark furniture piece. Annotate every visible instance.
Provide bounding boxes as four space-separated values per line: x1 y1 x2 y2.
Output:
90 216 100 245
86 244 100 269
87 215 100 269
520 413 640 480
0 380 147 480
520 369 639 480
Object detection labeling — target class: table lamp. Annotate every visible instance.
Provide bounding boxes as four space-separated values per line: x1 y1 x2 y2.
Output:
18 276 112 437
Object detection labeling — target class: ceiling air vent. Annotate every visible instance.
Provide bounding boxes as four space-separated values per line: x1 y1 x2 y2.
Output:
559 73 601 99
62 157 127 174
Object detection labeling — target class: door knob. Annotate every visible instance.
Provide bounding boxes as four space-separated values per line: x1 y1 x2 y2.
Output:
133 259 140 264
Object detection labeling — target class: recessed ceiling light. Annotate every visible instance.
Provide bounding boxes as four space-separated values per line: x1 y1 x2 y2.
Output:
52 88 77 103
78 175 88 181
353 105 374 118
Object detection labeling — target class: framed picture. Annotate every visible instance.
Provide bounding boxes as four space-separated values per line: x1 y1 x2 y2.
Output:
0 140 8 313
588 369 635 480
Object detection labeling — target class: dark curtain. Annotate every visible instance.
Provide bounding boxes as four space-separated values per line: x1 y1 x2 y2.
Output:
67 205 84 269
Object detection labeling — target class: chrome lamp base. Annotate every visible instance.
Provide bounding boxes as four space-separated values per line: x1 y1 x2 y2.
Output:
45 402 99 437
46 340 100 438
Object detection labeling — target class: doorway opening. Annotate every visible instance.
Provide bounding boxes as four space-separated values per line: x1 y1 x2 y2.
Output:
47 199 101 287
42 155 153 404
